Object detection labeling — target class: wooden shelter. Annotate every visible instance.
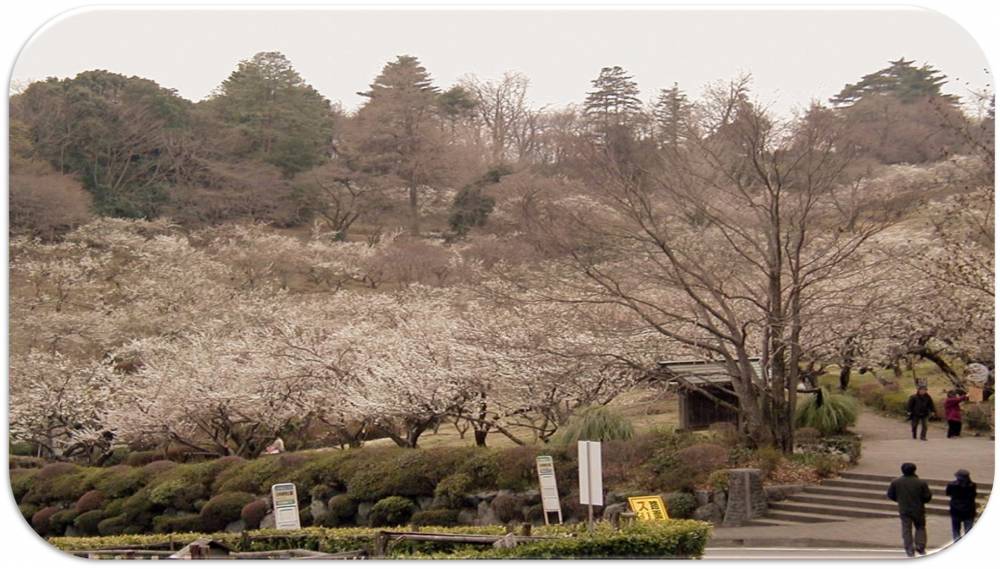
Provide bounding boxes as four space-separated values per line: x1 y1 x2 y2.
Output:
657 359 761 431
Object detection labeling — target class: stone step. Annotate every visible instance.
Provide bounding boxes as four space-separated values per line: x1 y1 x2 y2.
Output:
768 501 898 519
758 508 853 524
804 486 950 507
821 478 990 496
791 494 951 516
742 517 807 527
839 471 993 491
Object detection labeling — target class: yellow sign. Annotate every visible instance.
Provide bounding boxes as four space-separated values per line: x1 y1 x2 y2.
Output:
627 495 670 521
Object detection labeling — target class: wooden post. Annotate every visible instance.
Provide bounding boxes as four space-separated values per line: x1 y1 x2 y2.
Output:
373 531 388 557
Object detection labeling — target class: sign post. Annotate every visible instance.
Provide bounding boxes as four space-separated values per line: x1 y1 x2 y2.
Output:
535 455 563 525
627 495 670 522
270 483 301 530
577 440 603 532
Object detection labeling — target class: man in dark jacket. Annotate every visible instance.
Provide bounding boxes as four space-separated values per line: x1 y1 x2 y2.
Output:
906 386 936 440
887 462 933 556
945 469 978 540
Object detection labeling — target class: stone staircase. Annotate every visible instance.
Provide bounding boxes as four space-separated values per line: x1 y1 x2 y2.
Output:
749 472 993 527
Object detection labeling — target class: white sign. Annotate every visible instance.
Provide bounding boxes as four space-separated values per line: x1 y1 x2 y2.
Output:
535 455 563 524
577 440 603 506
271 483 301 530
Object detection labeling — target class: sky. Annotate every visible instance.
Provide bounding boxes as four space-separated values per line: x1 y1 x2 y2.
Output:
9 7 993 117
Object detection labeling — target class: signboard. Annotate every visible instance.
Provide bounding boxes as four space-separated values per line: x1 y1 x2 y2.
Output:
535 455 563 525
577 440 603 506
628 495 670 522
271 483 301 530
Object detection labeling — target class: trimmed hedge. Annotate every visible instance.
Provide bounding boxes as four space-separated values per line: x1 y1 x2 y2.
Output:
410 509 460 527
368 496 416 527
153 513 203 534
74 509 106 536
200 492 256 532
322 494 357 527
241 499 269 530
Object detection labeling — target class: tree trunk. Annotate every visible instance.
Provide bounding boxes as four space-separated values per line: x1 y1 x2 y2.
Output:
408 184 420 235
839 365 852 391
473 430 488 447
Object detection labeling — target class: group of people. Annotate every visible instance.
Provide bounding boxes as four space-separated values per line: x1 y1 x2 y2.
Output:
905 386 974 440
887 463 980 557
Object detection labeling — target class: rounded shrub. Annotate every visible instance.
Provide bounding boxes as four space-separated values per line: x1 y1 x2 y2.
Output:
707 470 730 492
94 465 148 498
754 446 784 478
494 446 539 491
795 388 859 435
125 451 165 467
556 406 635 444
200 491 256 532
368 496 416 527
149 478 206 511
410 508 460 527
675 443 729 473
491 493 523 523
240 499 269 530
153 513 204 533
75 489 106 513
48 509 79 536
31 506 61 536
965 403 993 432
74 509 105 536
10 469 37 502
19 503 40 522
323 494 357 527
434 473 473 508
666 492 698 519
97 514 130 536
458 451 500 488
213 456 284 494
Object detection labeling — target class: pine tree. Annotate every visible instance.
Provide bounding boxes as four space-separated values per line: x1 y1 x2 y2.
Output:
349 55 449 235
584 66 643 133
652 83 692 149
830 58 957 107
211 51 332 177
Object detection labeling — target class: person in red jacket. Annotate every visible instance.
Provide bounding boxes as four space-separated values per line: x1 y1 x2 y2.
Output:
944 390 970 438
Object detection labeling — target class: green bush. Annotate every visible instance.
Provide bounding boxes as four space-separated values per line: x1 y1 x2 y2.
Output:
19 502 39 522
200 492 256 532
494 446 539 491
94 465 148 498
148 478 206 511
754 447 783 478
556 406 635 444
795 388 859 435
97 514 132 536
322 495 357 527
410 509 460 527
152 513 203 533
666 493 698 519
457 451 500 489
30 505 60 535
491 493 523 523
434 473 473 508
74 509 105 536
706 470 730 492
241 499 269 530
125 451 166 467
299 505 314 527
464 520 711 559
49 509 79 536
675 443 729 473
10 469 37 502
368 496 416 527
75 489 106 513
213 456 284 494
965 403 993 432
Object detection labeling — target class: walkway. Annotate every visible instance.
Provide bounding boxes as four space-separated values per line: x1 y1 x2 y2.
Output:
710 409 995 552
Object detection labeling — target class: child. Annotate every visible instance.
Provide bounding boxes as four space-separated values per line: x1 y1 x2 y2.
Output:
945 469 977 540
944 390 969 438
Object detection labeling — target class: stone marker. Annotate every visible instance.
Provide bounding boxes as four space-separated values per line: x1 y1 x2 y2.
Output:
722 468 767 526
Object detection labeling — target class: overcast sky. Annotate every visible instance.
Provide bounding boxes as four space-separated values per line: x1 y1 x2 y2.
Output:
10 7 993 116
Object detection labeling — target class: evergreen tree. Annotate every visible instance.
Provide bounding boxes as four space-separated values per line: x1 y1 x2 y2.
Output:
584 66 643 133
652 83 692 149
348 55 450 235
210 51 332 177
831 58 957 107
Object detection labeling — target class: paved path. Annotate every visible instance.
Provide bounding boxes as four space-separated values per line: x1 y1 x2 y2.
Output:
704 546 911 559
851 410 995 482
710 409 995 553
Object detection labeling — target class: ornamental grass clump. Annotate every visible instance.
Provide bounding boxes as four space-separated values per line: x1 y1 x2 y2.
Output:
795 388 859 436
556 406 635 445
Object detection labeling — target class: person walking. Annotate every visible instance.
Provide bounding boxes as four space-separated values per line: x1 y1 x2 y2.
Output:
906 386 936 440
887 462 933 557
945 469 978 540
944 390 969 438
